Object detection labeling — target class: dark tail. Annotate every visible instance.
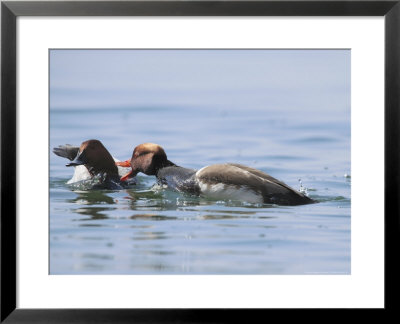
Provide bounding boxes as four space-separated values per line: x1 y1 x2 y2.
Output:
52 144 80 161
264 191 317 206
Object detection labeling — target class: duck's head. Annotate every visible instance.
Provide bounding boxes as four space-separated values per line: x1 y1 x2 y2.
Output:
130 143 169 176
119 143 173 181
66 139 118 176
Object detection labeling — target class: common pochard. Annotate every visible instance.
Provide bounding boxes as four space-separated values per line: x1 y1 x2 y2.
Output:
53 139 133 189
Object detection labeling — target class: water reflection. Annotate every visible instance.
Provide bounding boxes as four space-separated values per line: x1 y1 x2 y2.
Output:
130 214 178 221
68 191 116 220
187 208 257 215
124 188 208 211
74 207 114 220
200 214 245 220
132 231 169 241
123 187 276 211
69 191 115 205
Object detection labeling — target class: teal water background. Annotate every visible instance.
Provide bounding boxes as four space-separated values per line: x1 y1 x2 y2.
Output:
49 50 351 274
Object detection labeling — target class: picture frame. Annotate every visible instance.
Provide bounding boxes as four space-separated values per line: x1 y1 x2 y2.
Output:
1 0 398 322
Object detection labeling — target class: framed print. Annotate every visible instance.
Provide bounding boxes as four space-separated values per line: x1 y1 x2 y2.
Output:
1 0 399 322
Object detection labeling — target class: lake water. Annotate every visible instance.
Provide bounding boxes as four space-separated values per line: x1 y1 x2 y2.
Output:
49 49 351 275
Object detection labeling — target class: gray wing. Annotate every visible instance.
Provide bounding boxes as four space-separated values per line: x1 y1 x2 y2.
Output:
196 163 313 205
52 144 80 161
227 163 298 193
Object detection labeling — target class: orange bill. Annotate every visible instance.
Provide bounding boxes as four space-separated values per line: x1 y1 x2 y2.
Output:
120 170 134 182
115 159 131 167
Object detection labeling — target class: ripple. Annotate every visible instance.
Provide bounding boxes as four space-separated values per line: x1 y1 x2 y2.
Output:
315 195 349 202
185 208 256 215
293 136 338 144
130 214 178 221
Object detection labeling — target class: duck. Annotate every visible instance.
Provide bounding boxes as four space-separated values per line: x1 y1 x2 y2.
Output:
53 139 133 189
116 143 315 206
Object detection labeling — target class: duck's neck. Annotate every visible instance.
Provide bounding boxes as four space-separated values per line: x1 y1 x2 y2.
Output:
155 159 177 176
86 163 119 179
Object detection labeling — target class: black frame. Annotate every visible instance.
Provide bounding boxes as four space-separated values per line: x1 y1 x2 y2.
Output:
1 0 399 322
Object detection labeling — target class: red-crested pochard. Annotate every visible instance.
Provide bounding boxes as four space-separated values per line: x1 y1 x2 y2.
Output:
117 143 315 206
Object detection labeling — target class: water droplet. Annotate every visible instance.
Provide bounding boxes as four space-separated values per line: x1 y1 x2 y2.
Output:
298 179 309 195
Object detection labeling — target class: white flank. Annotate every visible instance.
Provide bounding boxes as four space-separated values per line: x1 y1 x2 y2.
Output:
197 180 263 204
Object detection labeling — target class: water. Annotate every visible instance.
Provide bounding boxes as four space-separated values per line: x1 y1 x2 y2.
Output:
49 49 351 274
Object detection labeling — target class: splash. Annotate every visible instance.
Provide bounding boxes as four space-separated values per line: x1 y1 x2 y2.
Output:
298 178 309 196
67 173 132 191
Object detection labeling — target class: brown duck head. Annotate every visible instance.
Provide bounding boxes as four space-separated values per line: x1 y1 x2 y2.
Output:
119 143 175 181
66 139 118 177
